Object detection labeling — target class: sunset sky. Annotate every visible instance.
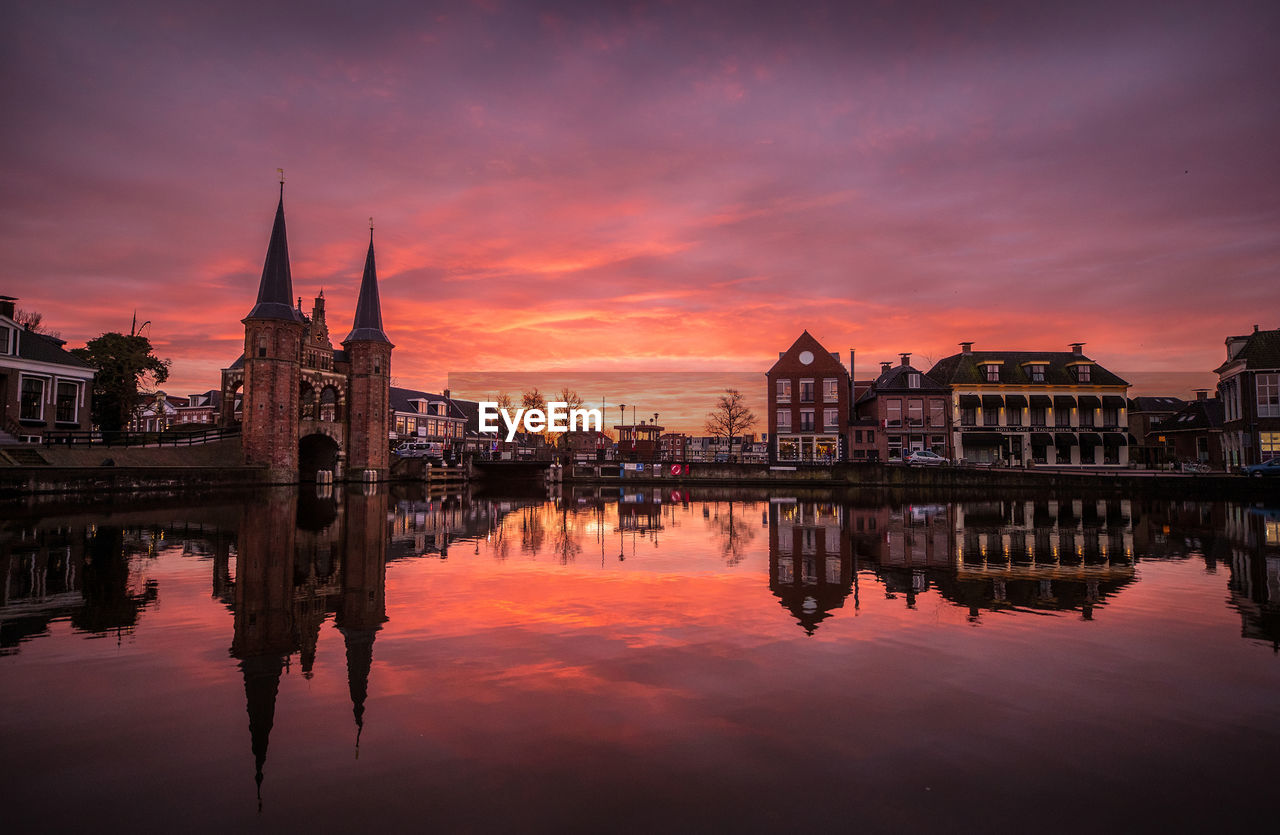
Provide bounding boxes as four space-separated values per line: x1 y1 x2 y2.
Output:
4 0 1278 409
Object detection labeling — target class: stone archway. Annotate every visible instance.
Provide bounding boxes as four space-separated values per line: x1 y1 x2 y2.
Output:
299 432 341 482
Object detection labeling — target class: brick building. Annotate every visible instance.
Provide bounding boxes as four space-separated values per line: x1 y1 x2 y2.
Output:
767 332 852 463
1215 325 1280 468
220 186 393 482
1149 391 1225 470
853 354 952 461
0 296 95 442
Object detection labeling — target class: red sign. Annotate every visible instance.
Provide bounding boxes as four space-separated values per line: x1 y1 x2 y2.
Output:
670 463 688 476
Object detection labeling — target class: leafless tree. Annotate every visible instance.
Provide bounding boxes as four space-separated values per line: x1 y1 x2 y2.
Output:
705 388 758 463
13 308 60 338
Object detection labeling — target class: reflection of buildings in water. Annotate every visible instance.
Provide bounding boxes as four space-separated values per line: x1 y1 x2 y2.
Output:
769 500 853 635
943 499 1136 620
389 492 532 559
0 524 158 654
229 486 389 807
1224 505 1280 651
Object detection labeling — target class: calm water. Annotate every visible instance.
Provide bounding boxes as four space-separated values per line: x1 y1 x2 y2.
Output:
3 484 1279 832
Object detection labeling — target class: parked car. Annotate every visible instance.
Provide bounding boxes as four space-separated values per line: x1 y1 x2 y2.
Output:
1242 458 1280 477
905 449 949 466
394 441 444 459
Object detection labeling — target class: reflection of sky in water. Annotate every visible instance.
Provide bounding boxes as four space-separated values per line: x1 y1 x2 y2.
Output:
2 489 1279 830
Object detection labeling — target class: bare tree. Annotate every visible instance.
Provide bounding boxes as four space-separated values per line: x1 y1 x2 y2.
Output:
13 308 60 338
705 388 757 463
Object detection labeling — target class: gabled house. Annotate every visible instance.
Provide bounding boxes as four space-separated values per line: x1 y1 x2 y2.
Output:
766 331 852 463
1215 325 1280 468
1149 391 1225 470
853 354 953 461
0 295 96 442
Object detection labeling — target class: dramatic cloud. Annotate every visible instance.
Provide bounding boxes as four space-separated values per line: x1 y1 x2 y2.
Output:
3 0 1277 398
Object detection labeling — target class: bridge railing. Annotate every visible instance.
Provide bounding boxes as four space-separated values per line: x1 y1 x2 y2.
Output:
43 426 242 448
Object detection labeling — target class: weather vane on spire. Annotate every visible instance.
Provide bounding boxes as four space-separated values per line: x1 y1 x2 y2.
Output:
277 167 285 184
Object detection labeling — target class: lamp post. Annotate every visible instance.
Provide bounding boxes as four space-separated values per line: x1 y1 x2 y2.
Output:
619 404 626 462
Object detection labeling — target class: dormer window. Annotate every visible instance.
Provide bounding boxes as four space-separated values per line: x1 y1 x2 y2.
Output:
1030 365 1045 382
1075 365 1091 383
0 325 12 355
981 363 1000 382
908 373 921 389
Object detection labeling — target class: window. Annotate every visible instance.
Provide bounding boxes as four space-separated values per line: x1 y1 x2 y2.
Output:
0 325 11 355
1258 374 1280 417
20 377 45 421
823 379 838 401
961 406 976 426
776 409 791 431
1056 407 1071 427
907 399 923 426
776 379 791 403
1261 432 1280 455
824 408 839 431
799 379 814 403
982 406 999 426
885 398 902 427
257 336 267 358
984 364 1000 382
55 381 78 423
1031 406 1046 427
1075 365 1091 383
800 410 815 431
1029 365 1046 382
1103 406 1119 426
888 436 902 459
908 373 921 389
929 399 945 427
1008 405 1022 426
1080 408 1094 427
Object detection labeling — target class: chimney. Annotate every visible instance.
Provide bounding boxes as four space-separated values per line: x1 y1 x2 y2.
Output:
959 342 973 354
1194 389 1208 401
1254 324 1260 333
0 295 15 319
900 352 911 367
443 388 451 400
849 349 855 379
1070 342 1085 355
880 361 892 374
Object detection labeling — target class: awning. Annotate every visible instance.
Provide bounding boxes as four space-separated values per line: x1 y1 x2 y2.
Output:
1030 395 1052 407
1078 395 1101 409
1078 432 1102 445
1030 432 1054 446
1104 432 1128 446
1055 433 1079 446
962 432 1004 446
1103 396 1126 408
1054 395 1076 409
1005 394 1028 408
959 395 980 408
982 394 1004 408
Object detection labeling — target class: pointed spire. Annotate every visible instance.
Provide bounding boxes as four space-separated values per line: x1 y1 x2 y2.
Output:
340 626 377 752
246 183 304 322
344 226 390 343
239 654 286 810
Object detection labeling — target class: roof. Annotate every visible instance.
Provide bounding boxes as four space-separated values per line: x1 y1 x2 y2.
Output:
855 362 949 404
1128 396 1186 412
1152 398 1225 433
927 349 1129 387
1215 327 1280 373
344 234 390 344
246 188 304 323
14 328 96 370
767 330 849 377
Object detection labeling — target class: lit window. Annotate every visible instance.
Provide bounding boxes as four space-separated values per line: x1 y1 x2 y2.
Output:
776 379 791 403
823 379 838 401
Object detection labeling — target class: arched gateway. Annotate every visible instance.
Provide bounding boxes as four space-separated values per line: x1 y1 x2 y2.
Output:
219 184 394 483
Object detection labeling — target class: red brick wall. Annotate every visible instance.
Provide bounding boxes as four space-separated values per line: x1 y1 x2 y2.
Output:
241 319 303 475
766 333 851 453
344 342 392 475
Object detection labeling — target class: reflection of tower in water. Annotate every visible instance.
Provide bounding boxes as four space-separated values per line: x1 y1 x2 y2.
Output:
229 486 388 808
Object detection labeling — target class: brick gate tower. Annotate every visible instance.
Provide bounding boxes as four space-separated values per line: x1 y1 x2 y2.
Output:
342 231 393 480
223 186 394 483
240 184 305 482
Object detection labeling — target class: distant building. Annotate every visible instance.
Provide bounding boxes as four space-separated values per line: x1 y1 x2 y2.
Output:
854 354 953 461
767 331 852 463
1149 391 1225 470
1127 396 1187 469
129 390 177 432
660 432 687 461
389 387 467 447
614 420 663 461
176 390 222 425
927 342 1130 466
0 295 95 442
1215 325 1280 468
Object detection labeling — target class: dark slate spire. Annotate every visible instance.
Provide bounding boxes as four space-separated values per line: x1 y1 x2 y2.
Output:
240 654 286 811
344 229 390 343
340 626 377 756
246 183 304 322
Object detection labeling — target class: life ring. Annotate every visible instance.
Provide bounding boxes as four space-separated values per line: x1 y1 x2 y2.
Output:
670 464 683 476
